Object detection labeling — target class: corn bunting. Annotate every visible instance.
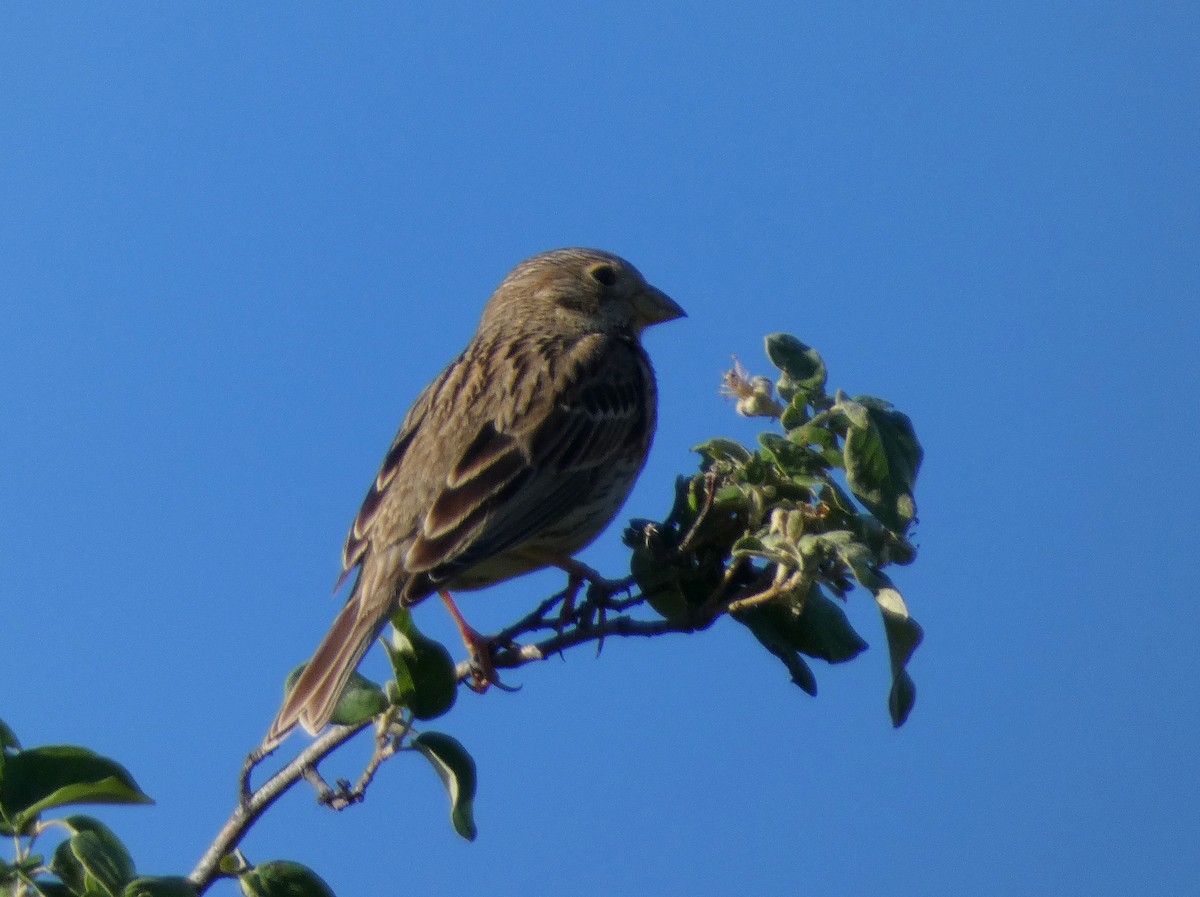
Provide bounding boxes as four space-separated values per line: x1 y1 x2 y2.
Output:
268 248 684 743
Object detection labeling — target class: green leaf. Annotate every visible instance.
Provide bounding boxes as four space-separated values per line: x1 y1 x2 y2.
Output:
885 536 918 566
0 719 20 753
631 544 689 622
2 856 50 891
819 481 859 518
788 421 836 451
0 720 18 831
51 824 136 897
813 529 856 545
385 610 458 721
26 880 77 897
740 452 771 487
664 474 694 527
852 394 898 411
834 540 884 591
219 854 250 877
691 437 752 466
60 813 135 855
757 433 824 475
413 731 478 841
873 586 924 727
765 334 827 396
739 587 868 665
889 670 918 729
838 397 871 430
776 646 817 695
792 589 870 663
239 861 335 897
0 747 153 831
739 532 803 568
730 535 765 556
287 666 388 729
779 398 808 431
736 606 818 695
843 405 923 533
331 672 389 726
712 484 748 509
123 876 199 897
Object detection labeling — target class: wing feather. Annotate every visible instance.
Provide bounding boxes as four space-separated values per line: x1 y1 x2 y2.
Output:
338 368 446 578
402 334 653 594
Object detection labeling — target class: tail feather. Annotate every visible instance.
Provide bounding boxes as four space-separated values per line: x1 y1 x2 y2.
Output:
266 591 393 746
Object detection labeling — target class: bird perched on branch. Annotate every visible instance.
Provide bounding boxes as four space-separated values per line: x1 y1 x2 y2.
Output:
267 248 685 744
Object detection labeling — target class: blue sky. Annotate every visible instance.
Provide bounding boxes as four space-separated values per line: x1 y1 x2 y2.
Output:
2 3 1197 895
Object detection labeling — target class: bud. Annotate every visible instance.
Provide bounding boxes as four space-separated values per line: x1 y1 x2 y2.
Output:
721 357 786 419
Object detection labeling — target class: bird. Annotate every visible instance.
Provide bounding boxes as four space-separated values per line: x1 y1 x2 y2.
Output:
266 248 685 744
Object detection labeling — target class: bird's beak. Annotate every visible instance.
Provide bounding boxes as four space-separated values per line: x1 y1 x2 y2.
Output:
632 285 687 329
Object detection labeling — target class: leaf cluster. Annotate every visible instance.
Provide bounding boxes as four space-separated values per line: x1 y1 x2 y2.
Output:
625 334 924 725
0 708 468 897
0 718 187 897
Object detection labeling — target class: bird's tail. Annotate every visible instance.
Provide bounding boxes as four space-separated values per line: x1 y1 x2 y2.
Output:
265 586 392 748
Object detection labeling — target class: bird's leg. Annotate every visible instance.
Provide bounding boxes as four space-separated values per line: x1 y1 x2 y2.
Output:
438 589 505 693
545 557 612 633
547 556 634 620
555 572 586 632
504 550 606 630
551 555 607 585
517 550 634 643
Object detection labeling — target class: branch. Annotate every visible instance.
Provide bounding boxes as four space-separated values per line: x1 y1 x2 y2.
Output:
190 572 709 894
464 592 709 681
461 609 697 680
188 720 371 893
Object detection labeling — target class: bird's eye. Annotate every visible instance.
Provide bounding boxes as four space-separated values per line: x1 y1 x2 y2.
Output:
589 264 617 287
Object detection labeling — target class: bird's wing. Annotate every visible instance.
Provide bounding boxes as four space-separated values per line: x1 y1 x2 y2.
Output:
337 363 451 584
403 334 653 586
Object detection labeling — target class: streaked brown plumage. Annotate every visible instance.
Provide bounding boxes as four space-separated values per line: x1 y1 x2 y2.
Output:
267 248 685 743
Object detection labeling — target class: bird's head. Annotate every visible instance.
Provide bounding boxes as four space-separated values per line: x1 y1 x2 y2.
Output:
482 248 685 337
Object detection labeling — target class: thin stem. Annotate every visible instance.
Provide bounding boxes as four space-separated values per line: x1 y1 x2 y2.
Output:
193 566 745 894
455 607 699 682
188 720 371 893
347 716 411 804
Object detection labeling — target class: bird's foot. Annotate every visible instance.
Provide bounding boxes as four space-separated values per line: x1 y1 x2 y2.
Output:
439 588 520 693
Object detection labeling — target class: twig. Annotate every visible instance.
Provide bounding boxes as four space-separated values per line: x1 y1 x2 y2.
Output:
454 610 696 682
677 473 718 554
198 568 736 894
491 581 577 644
328 713 412 810
699 557 751 619
300 765 338 803
349 724 404 798
189 720 370 893
726 568 806 613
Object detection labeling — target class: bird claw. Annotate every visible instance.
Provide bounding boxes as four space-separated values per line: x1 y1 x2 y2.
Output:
553 574 586 635
460 628 521 694
466 666 522 694
438 587 519 693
